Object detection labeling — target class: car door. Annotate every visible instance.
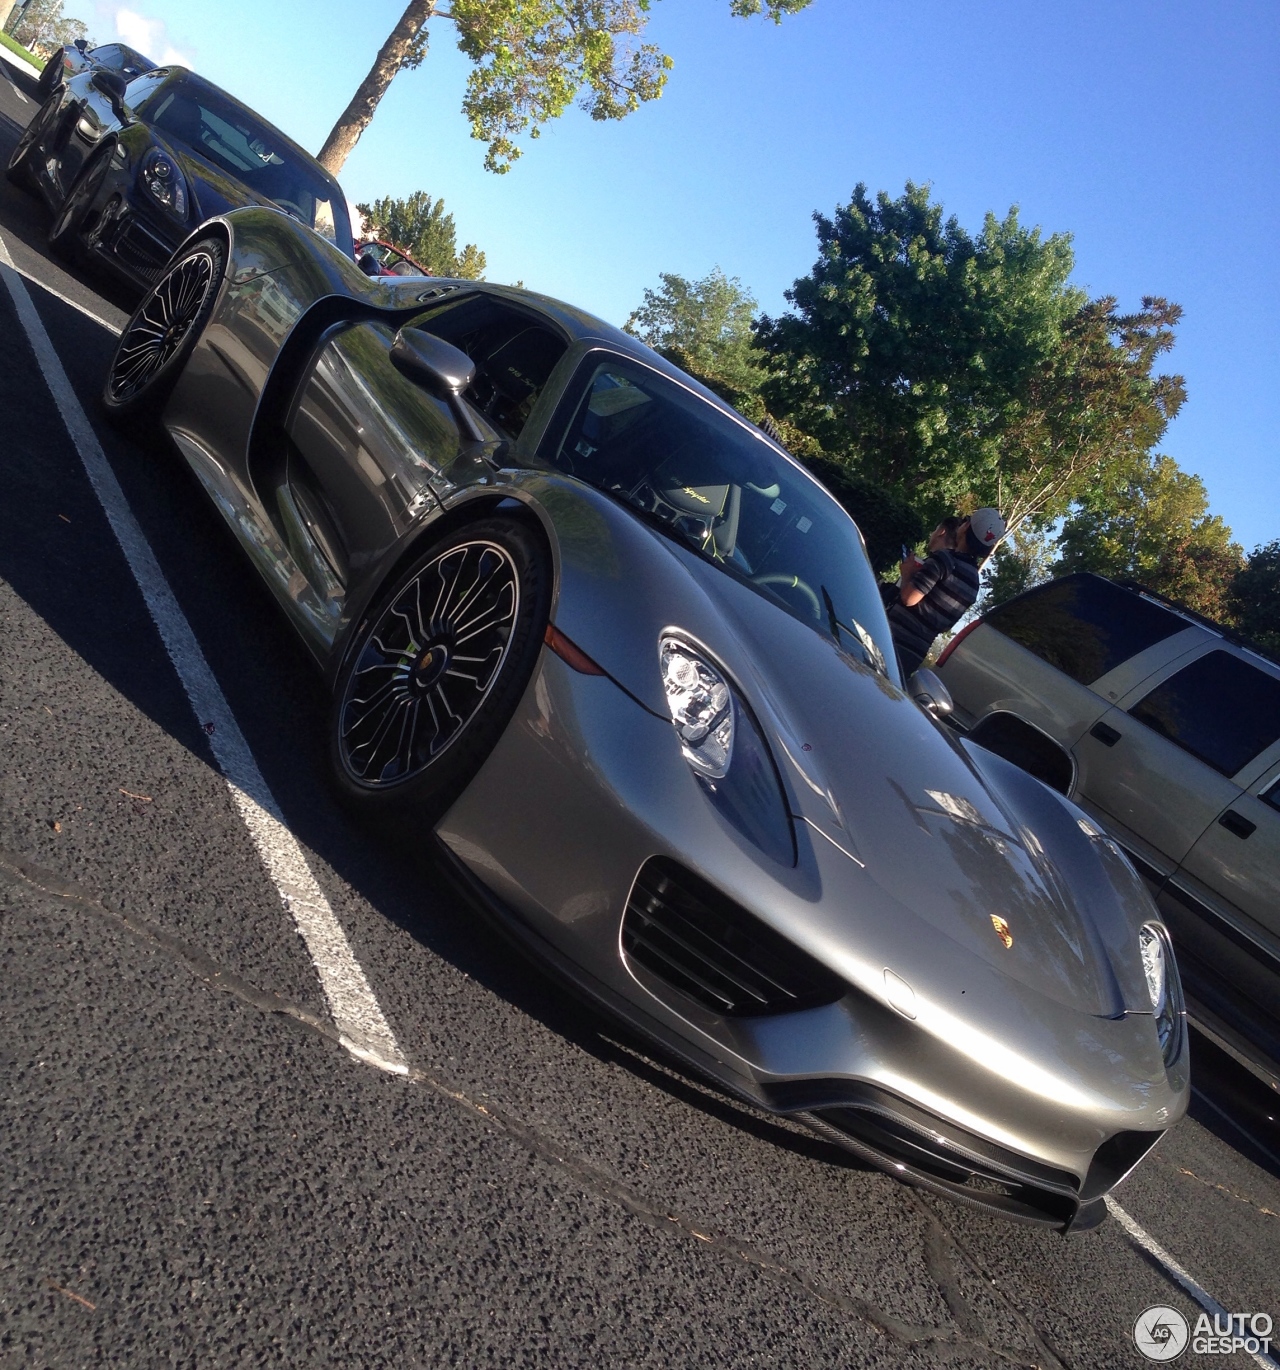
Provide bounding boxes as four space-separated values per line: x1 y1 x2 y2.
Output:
1074 646 1280 879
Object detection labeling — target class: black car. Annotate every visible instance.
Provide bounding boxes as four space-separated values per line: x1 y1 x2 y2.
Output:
36 38 155 101
6 66 353 288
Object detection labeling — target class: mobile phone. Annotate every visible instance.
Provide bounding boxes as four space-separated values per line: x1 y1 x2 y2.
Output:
901 544 911 561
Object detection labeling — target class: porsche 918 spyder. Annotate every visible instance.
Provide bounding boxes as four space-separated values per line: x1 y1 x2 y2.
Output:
98 207 1189 1230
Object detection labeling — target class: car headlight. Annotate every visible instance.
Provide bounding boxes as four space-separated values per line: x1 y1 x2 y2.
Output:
1139 923 1183 1067
139 148 188 218
659 636 794 866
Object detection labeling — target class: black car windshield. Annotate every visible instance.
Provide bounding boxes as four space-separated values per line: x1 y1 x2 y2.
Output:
148 83 352 251
547 354 899 680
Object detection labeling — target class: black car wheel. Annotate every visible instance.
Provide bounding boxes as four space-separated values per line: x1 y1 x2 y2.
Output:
101 236 225 429
5 93 60 194
329 517 552 821
36 49 63 100
48 145 113 262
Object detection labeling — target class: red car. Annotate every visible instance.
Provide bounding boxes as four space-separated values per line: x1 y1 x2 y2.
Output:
353 239 431 277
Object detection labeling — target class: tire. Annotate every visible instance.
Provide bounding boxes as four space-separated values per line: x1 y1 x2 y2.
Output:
328 517 553 822
36 50 62 101
5 92 59 194
100 235 226 432
47 144 112 262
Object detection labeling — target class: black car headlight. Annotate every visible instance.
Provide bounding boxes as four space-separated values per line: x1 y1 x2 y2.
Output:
1139 922 1184 1067
139 148 188 218
659 636 795 866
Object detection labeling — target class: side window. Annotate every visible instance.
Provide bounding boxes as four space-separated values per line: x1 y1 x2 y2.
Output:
1128 650 1280 776
1261 779 1280 815
412 295 567 439
983 574 1185 684
124 69 169 112
93 45 122 68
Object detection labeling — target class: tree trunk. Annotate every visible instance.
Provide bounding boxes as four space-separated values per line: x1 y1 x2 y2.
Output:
317 0 436 176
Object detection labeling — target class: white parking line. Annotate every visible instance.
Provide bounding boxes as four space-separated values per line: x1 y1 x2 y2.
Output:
9 258 122 335
0 230 407 1076
1106 1198 1280 1369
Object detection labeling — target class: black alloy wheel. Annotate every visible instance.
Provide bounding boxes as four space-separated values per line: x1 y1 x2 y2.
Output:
329 517 552 820
48 146 113 261
5 92 59 193
101 236 226 429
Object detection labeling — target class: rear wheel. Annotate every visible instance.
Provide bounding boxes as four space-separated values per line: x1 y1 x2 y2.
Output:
47 145 113 262
101 235 225 431
329 518 552 822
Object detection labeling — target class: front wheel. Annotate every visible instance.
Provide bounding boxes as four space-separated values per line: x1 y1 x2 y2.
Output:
101 235 226 431
328 518 552 822
5 92 59 194
47 145 112 262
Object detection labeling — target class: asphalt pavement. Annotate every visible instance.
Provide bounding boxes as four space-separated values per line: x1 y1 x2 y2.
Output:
1 60 1277 1369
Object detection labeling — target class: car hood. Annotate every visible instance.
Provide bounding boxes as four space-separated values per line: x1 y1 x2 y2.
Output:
535 475 1153 1019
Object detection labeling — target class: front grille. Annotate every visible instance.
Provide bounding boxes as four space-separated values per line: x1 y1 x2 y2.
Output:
112 219 172 280
810 1085 1083 1226
621 857 845 1016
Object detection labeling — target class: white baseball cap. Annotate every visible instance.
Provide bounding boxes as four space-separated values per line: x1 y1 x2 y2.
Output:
967 507 1006 549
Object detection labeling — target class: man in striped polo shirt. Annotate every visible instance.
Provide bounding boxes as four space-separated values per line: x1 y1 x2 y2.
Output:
885 508 1005 678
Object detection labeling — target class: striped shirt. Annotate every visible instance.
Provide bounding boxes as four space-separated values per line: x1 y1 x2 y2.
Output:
886 549 980 677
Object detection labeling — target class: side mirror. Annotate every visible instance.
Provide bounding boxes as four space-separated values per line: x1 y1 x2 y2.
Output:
908 668 954 719
90 68 128 104
390 326 486 444
74 37 89 51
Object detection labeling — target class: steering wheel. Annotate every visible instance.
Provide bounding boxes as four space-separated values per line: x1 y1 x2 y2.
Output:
751 572 822 619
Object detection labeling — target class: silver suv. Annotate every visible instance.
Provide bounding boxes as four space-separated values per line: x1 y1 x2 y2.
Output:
935 573 1280 1081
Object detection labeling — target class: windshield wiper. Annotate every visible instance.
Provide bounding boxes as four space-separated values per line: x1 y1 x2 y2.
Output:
822 585 890 678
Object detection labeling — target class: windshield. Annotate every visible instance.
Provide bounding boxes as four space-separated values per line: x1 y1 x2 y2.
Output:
149 83 352 252
547 355 900 680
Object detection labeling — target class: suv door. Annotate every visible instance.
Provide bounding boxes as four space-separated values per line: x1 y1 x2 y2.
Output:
1075 648 1280 878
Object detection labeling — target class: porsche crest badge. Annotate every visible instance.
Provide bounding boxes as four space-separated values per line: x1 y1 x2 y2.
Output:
990 914 1013 949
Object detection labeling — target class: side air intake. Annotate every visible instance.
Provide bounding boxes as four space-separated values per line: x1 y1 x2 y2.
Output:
622 857 845 1017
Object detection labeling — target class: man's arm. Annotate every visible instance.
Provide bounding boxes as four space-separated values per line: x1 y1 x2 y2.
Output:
898 554 943 607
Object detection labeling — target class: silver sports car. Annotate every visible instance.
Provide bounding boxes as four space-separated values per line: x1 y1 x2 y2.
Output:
103 207 1189 1231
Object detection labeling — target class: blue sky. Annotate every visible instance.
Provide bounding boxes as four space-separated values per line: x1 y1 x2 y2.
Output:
68 0 1278 554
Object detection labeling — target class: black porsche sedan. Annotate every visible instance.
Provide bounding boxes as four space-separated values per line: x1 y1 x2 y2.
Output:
35 38 154 101
6 65 353 288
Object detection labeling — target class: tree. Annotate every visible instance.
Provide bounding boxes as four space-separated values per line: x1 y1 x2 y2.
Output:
755 183 1186 551
1227 540 1280 657
1054 453 1244 619
317 0 814 176
981 526 1057 608
356 190 487 278
11 0 88 54
625 268 765 406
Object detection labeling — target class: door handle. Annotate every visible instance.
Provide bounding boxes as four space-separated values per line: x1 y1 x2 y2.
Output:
1218 809 1256 840
1090 721 1122 747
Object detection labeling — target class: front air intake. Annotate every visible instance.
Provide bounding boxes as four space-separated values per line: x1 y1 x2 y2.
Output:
622 857 845 1017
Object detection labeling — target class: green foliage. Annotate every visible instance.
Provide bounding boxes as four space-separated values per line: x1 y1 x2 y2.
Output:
981 527 1057 608
755 182 1186 546
804 457 928 576
356 191 487 279
1227 541 1280 658
11 0 88 54
624 268 765 405
1054 454 1243 619
0 30 45 68
451 0 673 173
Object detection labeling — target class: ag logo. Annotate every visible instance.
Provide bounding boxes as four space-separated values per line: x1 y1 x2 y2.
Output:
1134 1305 1190 1361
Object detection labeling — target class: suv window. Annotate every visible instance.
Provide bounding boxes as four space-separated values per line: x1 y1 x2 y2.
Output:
1128 650 1280 777
983 574 1186 684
